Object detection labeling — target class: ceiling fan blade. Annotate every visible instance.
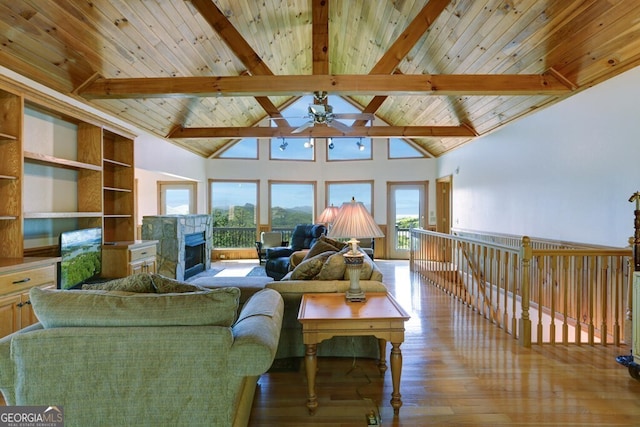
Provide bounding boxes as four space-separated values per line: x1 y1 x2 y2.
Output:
292 121 314 133
327 119 352 133
333 113 374 121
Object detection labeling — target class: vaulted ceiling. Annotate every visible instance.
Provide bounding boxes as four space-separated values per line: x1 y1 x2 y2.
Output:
1 0 639 158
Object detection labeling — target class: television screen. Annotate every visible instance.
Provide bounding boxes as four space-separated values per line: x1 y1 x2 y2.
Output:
58 227 102 290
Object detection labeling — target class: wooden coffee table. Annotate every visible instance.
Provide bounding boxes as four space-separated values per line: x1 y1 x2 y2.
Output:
298 292 410 415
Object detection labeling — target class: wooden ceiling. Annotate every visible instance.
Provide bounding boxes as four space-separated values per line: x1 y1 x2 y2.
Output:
1 0 639 158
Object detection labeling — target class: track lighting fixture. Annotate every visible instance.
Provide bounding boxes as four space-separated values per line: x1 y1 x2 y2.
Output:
279 139 288 151
328 137 334 150
304 137 314 148
356 138 365 151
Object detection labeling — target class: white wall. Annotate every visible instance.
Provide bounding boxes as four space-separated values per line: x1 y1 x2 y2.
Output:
134 134 207 224
206 139 437 226
438 65 640 247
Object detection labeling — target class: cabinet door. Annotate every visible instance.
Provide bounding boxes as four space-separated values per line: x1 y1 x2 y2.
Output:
129 260 145 276
143 259 157 274
0 293 21 338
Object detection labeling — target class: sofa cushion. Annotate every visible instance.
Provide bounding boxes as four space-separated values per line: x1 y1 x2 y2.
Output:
317 252 347 280
290 251 335 279
30 286 241 328
82 273 157 293
303 239 339 261
149 274 204 293
343 254 375 280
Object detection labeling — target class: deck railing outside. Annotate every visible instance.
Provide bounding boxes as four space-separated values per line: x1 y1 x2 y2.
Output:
212 227 295 248
410 228 632 347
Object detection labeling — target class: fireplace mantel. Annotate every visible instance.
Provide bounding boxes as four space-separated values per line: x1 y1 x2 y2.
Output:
141 215 212 281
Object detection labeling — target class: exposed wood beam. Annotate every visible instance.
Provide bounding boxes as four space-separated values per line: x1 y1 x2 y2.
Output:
370 0 450 75
239 71 289 127
356 0 450 122
312 0 329 75
167 125 476 139
191 0 289 125
80 73 572 99
190 0 273 76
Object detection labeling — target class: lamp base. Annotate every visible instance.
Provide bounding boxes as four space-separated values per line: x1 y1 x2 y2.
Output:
344 252 366 302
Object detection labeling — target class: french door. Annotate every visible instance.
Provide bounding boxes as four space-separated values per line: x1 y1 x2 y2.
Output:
387 182 427 259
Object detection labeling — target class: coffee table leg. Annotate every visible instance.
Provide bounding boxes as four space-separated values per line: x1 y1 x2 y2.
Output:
304 344 318 414
390 342 403 415
377 338 387 375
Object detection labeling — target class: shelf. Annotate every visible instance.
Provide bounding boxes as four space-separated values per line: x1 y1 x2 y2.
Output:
0 132 17 141
104 214 133 218
104 158 132 168
24 151 102 172
0 216 18 220
104 186 132 193
24 212 103 219
0 175 17 180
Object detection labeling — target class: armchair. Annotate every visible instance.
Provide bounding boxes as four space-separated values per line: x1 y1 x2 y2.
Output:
255 231 287 264
265 224 326 280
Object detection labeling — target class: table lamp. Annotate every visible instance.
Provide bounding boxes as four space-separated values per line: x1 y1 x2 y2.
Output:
317 204 339 231
328 197 384 302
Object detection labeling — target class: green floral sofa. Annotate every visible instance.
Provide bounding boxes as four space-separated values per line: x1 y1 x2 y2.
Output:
0 274 284 427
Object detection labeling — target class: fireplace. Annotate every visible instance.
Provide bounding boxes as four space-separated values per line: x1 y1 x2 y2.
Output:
141 215 212 281
184 232 206 280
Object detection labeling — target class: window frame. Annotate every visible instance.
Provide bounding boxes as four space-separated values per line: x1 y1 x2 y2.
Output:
157 181 197 215
325 180 375 216
268 180 317 228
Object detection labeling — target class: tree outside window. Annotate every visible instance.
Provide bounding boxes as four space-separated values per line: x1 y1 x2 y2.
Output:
269 182 315 230
210 180 258 248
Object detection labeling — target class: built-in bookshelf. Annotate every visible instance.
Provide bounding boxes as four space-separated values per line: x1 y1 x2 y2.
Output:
0 85 136 256
0 89 23 258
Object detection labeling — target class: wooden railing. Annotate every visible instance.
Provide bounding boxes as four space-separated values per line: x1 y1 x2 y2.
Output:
410 229 632 347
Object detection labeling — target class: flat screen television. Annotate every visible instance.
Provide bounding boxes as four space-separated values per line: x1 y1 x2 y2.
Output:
58 227 102 290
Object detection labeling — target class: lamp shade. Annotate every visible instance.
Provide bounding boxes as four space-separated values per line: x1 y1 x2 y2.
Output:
317 204 339 224
328 198 384 239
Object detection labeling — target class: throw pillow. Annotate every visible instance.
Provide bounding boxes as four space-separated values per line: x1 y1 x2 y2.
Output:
291 251 335 280
150 274 203 293
30 286 241 328
82 273 156 293
318 235 348 251
303 239 340 261
317 252 347 280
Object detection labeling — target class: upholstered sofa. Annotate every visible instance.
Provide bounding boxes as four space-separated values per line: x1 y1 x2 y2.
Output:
0 276 284 427
265 223 327 280
264 235 387 360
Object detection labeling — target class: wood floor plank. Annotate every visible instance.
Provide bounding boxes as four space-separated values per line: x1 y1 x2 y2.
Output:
247 259 640 426
2 259 639 426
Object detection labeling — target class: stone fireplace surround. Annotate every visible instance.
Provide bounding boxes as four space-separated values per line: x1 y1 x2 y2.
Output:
141 215 212 281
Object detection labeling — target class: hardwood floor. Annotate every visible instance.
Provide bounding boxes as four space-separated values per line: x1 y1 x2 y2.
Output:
243 259 640 427
2 260 639 425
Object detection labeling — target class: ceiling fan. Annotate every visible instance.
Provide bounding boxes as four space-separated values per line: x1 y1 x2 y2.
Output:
273 91 374 133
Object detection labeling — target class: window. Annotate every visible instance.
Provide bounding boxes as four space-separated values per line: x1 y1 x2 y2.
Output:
219 138 258 159
270 137 315 161
326 136 372 161
326 181 373 213
389 138 425 159
158 181 197 215
269 181 316 229
210 180 258 248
